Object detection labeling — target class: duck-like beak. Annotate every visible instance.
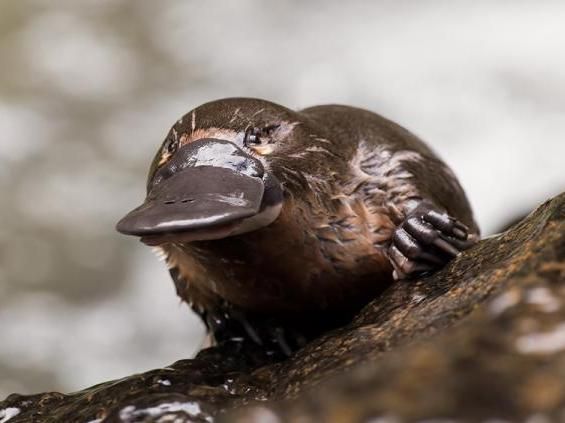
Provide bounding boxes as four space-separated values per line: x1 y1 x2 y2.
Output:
116 138 283 245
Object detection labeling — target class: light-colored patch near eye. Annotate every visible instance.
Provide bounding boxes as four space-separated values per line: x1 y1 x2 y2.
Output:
253 144 275 155
191 111 196 133
157 129 180 166
179 128 239 146
158 153 170 167
248 121 299 156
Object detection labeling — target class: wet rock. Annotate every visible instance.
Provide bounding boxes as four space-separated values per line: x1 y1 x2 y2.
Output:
1 193 564 422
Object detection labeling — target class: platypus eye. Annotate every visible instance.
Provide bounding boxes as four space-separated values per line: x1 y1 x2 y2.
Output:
243 127 263 146
244 125 280 149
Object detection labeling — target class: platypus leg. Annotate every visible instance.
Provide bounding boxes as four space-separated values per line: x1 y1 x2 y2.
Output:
388 201 478 280
199 302 308 357
169 267 306 356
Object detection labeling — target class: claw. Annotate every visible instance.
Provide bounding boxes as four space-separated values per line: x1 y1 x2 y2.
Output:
203 305 308 355
432 237 460 258
393 228 444 265
234 312 263 345
452 227 468 240
388 201 477 280
272 327 293 357
404 217 438 244
389 244 435 280
423 210 470 240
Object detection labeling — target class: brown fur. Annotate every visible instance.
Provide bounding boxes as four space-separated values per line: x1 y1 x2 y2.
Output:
149 98 478 320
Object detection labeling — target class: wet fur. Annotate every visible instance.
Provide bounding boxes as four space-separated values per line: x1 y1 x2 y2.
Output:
150 98 478 340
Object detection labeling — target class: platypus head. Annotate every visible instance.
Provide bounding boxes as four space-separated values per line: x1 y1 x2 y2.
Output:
117 98 337 246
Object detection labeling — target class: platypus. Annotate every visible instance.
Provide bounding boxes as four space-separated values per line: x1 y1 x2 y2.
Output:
117 98 479 353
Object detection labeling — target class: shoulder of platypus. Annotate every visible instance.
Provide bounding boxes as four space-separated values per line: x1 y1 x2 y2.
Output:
298 104 478 235
297 104 434 210
298 104 438 159
289 105 408 247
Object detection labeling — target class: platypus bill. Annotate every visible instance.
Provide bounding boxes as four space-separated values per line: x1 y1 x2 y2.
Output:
117 98 479 355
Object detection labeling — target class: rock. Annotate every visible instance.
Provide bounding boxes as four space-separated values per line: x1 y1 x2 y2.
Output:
1 193 564 422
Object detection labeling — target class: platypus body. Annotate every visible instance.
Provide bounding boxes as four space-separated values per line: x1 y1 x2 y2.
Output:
117 98 479 352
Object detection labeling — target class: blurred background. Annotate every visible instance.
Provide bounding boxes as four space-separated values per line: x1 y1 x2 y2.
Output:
0 0 564 398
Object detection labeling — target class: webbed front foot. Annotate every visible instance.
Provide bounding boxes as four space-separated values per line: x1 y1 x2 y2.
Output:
388 201 478 280
202 304 309 357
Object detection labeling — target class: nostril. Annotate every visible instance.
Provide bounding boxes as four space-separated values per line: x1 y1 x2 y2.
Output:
181 198 194 203
164 200 176 205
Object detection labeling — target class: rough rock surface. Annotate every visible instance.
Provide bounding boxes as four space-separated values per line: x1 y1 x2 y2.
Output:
1 193 564 422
